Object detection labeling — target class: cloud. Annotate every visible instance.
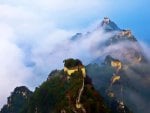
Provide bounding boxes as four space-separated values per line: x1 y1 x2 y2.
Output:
0 2 76 108
13 26 114 91
0 23 34 108
0 0 149 110
122 63 150 113
0 3 55 108
0 0 102 11
0 23 14 40
0 4 35 20
140 42 150 61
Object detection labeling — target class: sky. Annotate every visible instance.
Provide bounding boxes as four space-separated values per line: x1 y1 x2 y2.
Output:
0 0 150 108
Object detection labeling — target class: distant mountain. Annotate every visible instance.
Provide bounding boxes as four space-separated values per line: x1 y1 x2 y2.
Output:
0 86 32 113
71 17 146 64
70 17 150 113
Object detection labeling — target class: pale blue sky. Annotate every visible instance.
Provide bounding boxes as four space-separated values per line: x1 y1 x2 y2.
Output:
0 0 149 41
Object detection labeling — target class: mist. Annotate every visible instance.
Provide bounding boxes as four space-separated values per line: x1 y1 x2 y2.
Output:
0 0 150 110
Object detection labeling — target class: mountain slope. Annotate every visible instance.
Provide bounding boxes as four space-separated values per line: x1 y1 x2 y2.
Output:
1 59 132 113
21 59 113 113
69 18 150 113
86 55 150 113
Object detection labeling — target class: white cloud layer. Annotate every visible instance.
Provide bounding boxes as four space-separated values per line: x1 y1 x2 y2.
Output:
0 23 34 108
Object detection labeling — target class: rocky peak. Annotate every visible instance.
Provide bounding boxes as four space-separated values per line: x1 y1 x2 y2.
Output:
103 17 111 24
63 58 83 68
71 33 82 41
0 86 32 113
100 17 120 31
13 86 31 96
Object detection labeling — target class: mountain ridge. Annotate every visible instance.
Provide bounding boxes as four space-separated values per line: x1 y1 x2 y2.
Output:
1 17 150 113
